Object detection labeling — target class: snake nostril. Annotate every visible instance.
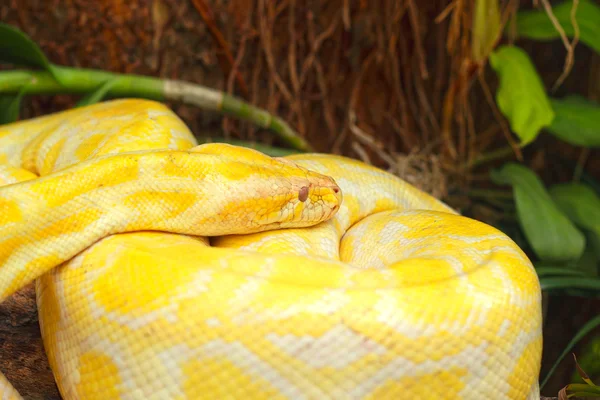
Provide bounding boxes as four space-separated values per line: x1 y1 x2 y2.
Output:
333 187 339 193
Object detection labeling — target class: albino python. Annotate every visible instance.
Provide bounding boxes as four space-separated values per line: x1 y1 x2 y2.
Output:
0 99 542 399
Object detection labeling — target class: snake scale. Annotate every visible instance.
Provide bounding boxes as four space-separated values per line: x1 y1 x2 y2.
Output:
0 99 542 399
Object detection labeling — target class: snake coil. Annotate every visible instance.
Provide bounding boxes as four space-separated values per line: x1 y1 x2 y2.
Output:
0 99 542 399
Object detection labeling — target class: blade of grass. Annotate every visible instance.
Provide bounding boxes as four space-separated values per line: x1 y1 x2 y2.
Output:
539 277 600 291
541 315 600 390
535 266 587 277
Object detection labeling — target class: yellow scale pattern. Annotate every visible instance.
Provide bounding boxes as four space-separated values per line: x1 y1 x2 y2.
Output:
0 99 542 399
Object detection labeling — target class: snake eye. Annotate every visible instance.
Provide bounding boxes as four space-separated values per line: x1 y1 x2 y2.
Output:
298 186 309 202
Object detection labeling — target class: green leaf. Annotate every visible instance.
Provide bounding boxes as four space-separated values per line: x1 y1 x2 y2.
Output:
571 336 600 384
75 78 121 107
489 46 554 145
0 23 63 83
566 384 599 392
472 0 501 62
574 354 596 386
550 182 600 275
550 183 600 237
576 237 600 277
547 96 600 147
512 0 600 54
0 23 51 70
0 95 19 124
539 277 600 291
568 391 600 397
0 23 51 69
541 315 600 390
534 266 586 277
0 84 27 124
491 163 585 262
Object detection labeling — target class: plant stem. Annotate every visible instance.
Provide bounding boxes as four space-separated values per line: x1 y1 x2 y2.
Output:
467 188 514 199
468 145 520 168
0 66 312 151
0 68 164 98
164 80 311 151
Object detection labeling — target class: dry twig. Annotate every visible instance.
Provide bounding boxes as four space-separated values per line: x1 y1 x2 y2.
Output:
191 0 250 97
537 0 580 91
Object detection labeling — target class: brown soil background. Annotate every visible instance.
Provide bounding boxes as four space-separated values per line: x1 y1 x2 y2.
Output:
1 0 599 398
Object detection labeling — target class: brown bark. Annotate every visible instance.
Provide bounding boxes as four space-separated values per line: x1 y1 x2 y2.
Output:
0 285 61 400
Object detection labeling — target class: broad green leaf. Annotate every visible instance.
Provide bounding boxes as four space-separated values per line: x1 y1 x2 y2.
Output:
0 23 51 69
0 23 63 83
491 162 585 262
562 159 600 195
512 0 600 54
75 78 121 107
472 0 501 62
550 183 600 237
541 315 600 389
489 46 554 145
547 96 600 147
536 238 599 280
549 182 600 276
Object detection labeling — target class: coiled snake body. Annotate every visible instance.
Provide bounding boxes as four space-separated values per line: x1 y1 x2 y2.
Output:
0 99 542 399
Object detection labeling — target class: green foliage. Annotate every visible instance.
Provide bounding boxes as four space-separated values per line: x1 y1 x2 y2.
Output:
489 46 554 145
558 354 600 399
0 22 309 151
547 96 600 147
0 23 64 83
550 183 600 239
570 337 600 385
0 94 21 124
512 0 600 54
534 266 586 277
487 3 600 392
0 84 28 124
75 78 122 107
472 0 501 62
576 234 600 277
491 163 585 262
541 315 600 390
546 184 600 279
539 276 600 291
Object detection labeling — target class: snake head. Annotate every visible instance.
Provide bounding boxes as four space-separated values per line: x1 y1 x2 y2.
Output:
254 158 342 230
189 143 342 234
231 155 342 232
